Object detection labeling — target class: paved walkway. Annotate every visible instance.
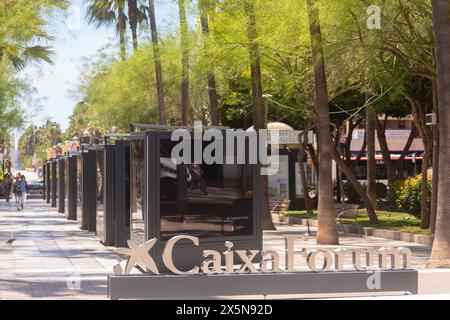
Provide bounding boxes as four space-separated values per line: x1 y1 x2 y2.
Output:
0 199 435 299
0 200 117 299
264 226 432 269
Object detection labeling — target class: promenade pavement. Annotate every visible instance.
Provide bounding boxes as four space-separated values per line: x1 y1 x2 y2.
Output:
0 198 438 300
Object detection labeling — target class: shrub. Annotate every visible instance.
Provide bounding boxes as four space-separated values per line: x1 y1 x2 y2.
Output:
393 174 432 218
386 180 403 208
343 182 362 204
376 182 388 200
342 181 388 204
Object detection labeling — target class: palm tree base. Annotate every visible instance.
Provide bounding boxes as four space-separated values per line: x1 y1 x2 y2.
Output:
426 260 450 269
262 219 277 230
316 241 340 245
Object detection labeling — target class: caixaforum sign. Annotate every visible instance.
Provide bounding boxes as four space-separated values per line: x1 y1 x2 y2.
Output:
113 235 412 276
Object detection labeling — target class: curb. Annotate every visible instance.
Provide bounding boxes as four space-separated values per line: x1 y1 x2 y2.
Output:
273 215 434 246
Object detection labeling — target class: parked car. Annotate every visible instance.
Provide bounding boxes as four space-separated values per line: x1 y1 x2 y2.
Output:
27 180 44 199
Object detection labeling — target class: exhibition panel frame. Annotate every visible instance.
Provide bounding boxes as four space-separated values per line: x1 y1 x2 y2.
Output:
87 145 104 237
101 144 116 246
77 147 96 231
45 161 51 204
43 163 46 201
87 143 114 245
57 157 66 214
89 141 121 244
51 158 57 208
114 139 131 248
66 152 78 221
96 135 132 247
129 129 263 272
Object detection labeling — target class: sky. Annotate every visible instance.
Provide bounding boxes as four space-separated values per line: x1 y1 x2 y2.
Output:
20 0 180 132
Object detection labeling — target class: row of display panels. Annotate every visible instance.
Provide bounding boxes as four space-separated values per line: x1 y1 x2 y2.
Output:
43 141 129 247
43 131 263 271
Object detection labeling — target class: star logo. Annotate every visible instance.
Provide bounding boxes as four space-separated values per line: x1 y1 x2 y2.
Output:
114 239 159 275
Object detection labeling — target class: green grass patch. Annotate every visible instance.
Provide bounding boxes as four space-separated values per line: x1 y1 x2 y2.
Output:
283 209 430 235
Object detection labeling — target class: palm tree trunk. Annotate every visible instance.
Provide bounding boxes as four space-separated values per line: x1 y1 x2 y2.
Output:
298 131 313 214
306 0 339 245
128 0 139 50
199 0 220 126
430 80 439 233
428 0 450 268
366 95 378 209
396 126 417 178
376 118 396 187
243 0 275 231
149 0 166 125
430 123 439 233
331 147 378 224
118 6 127 61
178 0 190 125
420 146 431 229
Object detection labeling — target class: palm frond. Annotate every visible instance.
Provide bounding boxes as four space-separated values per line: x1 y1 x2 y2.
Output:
85 0 117 29
22 45 56 66
6 53 26 71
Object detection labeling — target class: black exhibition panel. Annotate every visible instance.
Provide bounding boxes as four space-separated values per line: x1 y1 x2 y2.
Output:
114 139 131 248
87 134 132 247
91 136 128 247
64 156 69 218
46 161 51 204
77 147 96 231
89 145 105 241
129 127 262 272
76 151 84 226
51 158 57 208
66 153 78 221
57 157 65 214
100 144 116 246
43 163 46 201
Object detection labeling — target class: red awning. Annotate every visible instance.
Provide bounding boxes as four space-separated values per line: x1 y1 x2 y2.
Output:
348 155 423 161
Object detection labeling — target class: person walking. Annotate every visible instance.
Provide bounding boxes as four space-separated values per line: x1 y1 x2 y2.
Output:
12 175 20 208
18 175 27 210
3 174 12 202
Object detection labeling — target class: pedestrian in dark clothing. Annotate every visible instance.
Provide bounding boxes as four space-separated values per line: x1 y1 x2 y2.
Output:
3 174 12 202
12 175 20 210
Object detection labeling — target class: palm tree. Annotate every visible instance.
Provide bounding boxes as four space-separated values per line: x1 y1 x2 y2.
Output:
428 0 450 268
178 0 190 125
127 0 139 50
0 0 67 70
85 0 128 60
148 0 167 125
199 0 219 126
306 0 339 245
0 45 55 71
243 0 275 230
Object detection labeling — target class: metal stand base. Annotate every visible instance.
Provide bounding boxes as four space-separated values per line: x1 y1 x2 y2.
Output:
108 270 418 300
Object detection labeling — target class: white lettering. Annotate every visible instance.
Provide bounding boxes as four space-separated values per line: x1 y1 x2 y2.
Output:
162 235 200 275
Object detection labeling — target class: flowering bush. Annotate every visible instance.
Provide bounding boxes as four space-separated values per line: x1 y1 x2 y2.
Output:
392 174 432 218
